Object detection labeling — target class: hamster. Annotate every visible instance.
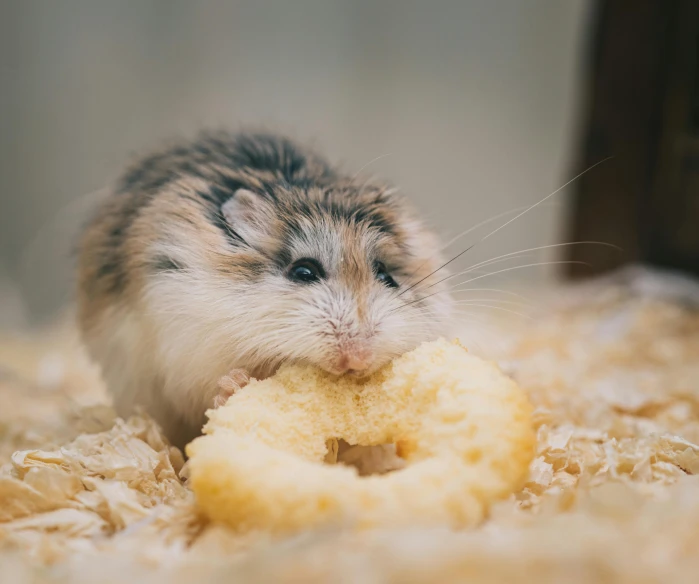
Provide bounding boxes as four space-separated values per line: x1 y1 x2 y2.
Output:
77 131 454 449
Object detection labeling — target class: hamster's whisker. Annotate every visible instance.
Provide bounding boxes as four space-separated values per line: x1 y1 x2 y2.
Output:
451 298 536 309
350 153 393 181
391 260 590 313
450 303 533 320
398 259 532 304
438 203 561 253
401 203 562 288
397 157 612 298
413 253 533 293
418 241 620 294
446 313 502 340
443 260 591 293
455 158 612 254
450 287 533 303
448 286 525 296
400 207 543 285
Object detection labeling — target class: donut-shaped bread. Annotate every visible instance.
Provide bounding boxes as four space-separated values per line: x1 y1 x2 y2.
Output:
186 339 535 533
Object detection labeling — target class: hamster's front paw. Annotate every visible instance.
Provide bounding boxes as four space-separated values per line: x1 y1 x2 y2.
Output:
213 369 250 408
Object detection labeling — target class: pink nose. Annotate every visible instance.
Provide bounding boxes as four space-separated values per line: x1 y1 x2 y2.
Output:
335 344 373 374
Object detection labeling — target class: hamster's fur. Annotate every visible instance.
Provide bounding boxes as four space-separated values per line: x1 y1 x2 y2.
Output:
77 131 453 448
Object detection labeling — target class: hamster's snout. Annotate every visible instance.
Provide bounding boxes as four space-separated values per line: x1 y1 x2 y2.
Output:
331 339 374 376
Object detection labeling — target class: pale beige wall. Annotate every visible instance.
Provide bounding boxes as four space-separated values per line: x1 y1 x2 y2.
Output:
0 0 591 326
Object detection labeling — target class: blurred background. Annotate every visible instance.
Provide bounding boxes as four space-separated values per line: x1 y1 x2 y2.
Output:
2 1 697 330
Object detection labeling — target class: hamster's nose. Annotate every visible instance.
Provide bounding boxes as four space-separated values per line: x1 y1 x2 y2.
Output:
335 343 373 375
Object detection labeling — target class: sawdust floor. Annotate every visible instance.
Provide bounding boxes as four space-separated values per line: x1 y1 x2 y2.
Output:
1 266 699 583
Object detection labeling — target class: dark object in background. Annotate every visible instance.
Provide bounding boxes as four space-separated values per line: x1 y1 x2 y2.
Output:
567 0 699 279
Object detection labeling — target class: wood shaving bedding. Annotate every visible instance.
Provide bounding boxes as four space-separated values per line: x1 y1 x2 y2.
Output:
1 266 698 583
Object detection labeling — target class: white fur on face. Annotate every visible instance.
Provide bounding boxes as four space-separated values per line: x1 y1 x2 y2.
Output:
140 215 451 390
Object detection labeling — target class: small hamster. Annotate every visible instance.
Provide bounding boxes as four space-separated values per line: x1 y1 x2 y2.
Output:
77 131 454 449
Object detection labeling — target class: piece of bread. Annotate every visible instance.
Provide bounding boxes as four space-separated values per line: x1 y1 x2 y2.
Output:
186 339 535 533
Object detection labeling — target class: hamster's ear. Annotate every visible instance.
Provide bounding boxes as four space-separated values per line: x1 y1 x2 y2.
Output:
221 189 275 247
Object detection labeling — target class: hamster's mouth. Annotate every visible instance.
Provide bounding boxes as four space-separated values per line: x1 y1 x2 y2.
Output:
314 365 362 378
284 352 388 379
319 359 387 379
343 368 373 379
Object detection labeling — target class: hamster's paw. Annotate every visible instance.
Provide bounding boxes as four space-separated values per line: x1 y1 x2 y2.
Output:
213 369 250 408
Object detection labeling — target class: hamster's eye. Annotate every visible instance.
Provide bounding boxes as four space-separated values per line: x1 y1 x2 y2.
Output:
374 261 399 289
287 258 325 284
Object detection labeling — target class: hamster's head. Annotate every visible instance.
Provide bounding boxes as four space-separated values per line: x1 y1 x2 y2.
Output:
140 180 454 379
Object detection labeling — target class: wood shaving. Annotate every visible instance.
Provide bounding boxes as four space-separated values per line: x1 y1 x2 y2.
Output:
1 266 698 583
